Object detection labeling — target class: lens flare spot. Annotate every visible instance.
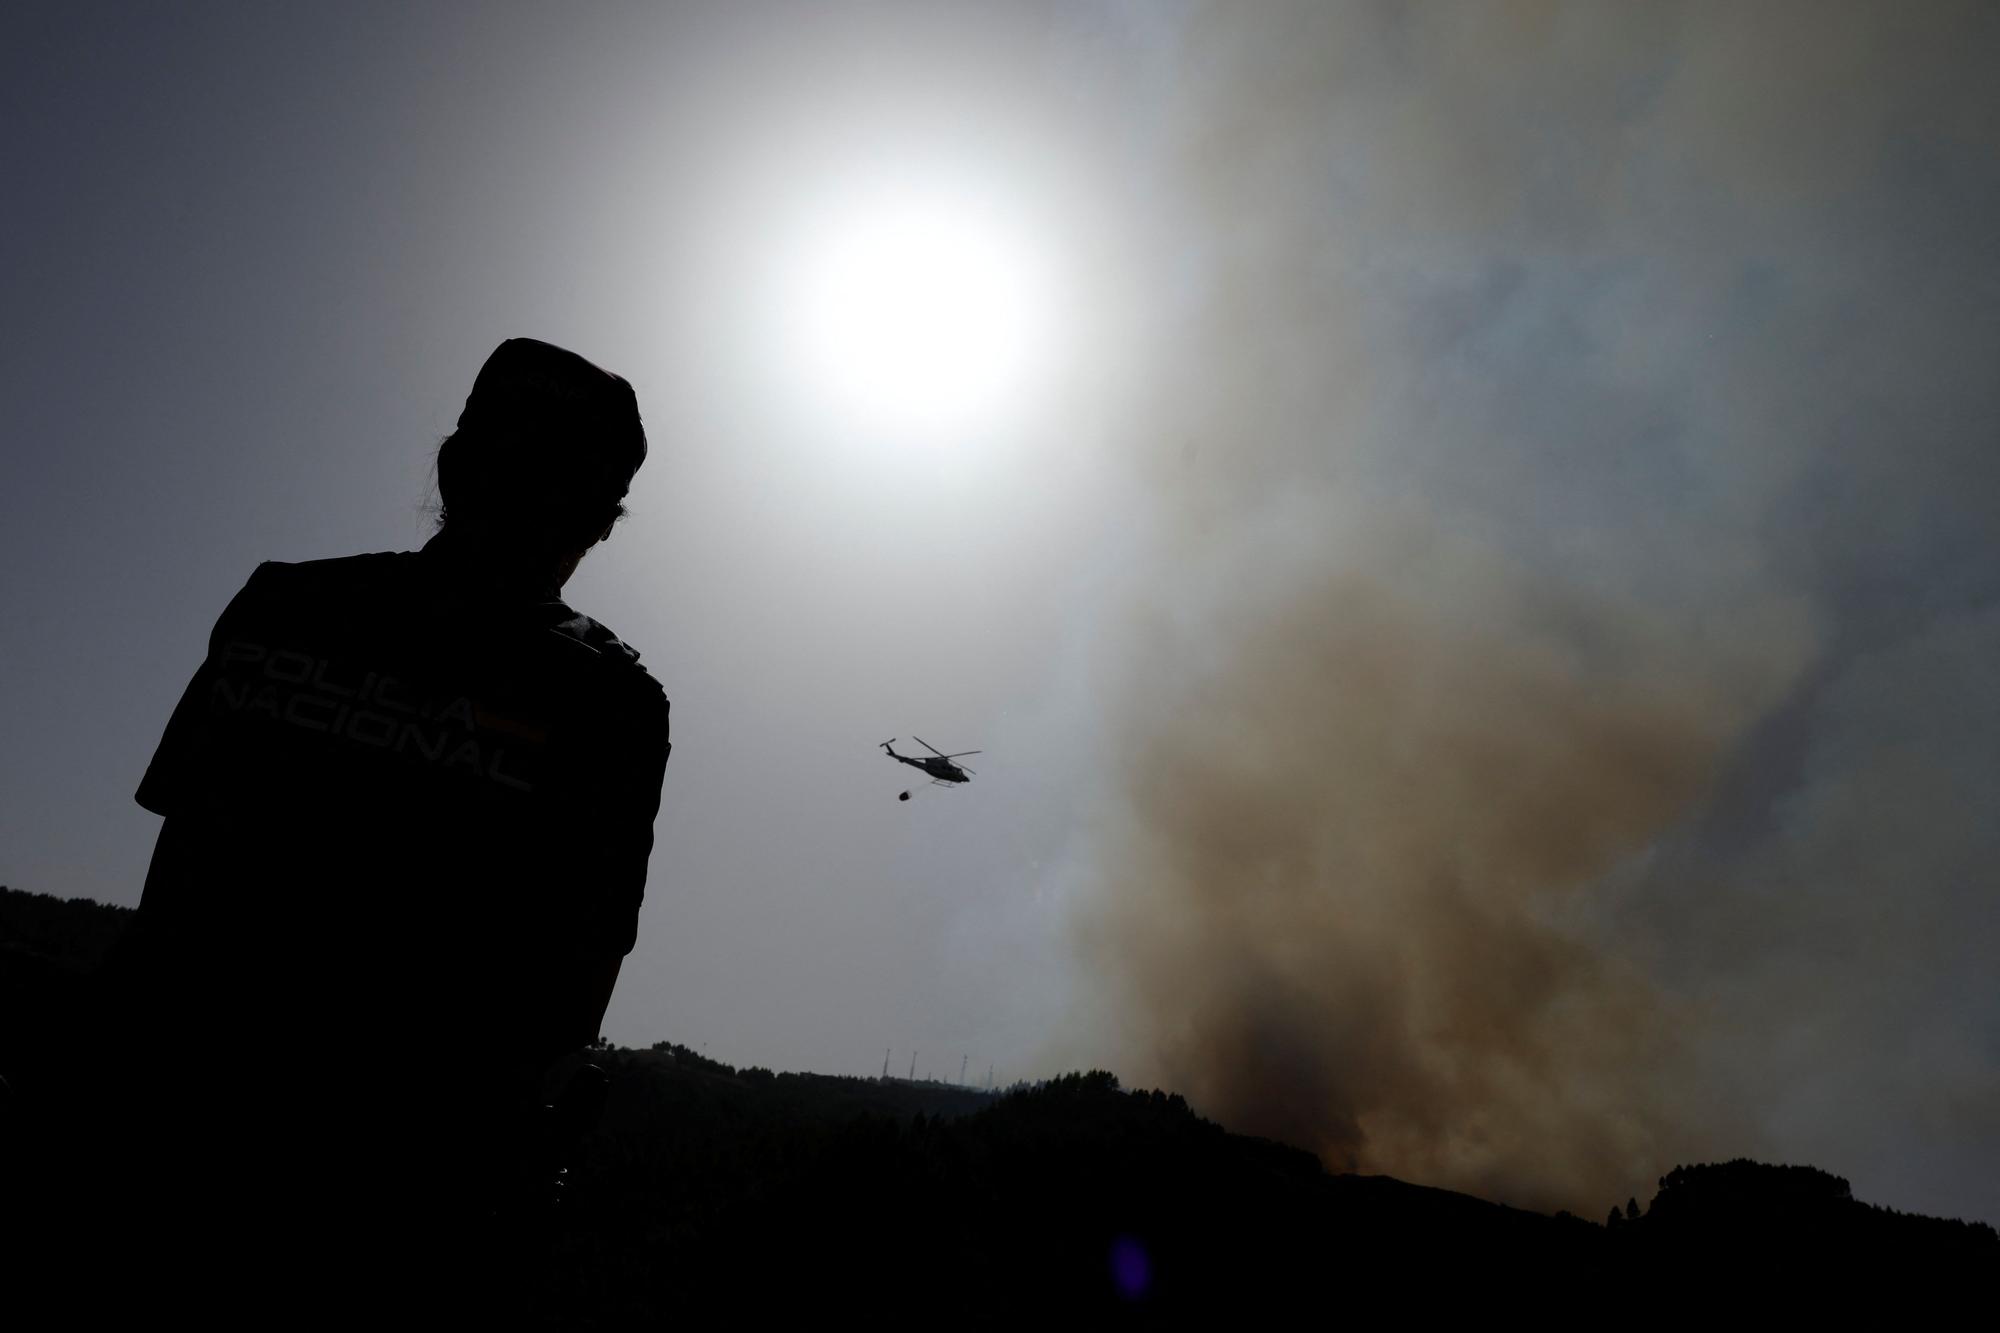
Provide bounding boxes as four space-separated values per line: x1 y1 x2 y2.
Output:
1109 1235 1151 1299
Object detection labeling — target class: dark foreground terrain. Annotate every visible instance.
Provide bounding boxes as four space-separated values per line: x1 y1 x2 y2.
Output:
4 886 1993 1322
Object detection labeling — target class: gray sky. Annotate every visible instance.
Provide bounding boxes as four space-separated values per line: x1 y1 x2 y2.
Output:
4 2 1995 1222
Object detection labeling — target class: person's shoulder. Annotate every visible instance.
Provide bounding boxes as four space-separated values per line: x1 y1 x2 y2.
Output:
213 552 415 631
544 605 666 700
245 550 415 594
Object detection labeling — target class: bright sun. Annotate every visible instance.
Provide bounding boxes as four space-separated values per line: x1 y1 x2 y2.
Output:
777 176 1058 440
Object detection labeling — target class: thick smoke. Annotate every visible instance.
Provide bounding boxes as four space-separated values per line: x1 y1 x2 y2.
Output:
1067 2 2000 1218
1077 509 1809 1211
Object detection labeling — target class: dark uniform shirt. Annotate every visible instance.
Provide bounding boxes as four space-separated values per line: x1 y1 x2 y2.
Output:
123 537 668 1174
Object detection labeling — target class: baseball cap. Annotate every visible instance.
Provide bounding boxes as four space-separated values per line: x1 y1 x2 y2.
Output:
457 337 647 476
441 338 647 530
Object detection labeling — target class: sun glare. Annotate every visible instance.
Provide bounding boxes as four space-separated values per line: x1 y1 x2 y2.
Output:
777 177 1058 440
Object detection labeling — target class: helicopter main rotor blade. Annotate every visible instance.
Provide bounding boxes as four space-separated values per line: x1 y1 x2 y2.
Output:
942 751 982 759
913 736 946 757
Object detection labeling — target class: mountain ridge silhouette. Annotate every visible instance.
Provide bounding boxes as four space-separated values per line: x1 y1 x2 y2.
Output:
3 885 1990 1319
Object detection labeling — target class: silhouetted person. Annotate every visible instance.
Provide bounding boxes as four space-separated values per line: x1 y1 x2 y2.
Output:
86 338 669 1315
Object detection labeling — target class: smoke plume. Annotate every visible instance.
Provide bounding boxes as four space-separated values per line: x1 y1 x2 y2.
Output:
1077 509 1810 1210
1066 2 2000 1217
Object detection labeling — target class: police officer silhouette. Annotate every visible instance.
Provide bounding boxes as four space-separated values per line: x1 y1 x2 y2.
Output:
112 338 670 1310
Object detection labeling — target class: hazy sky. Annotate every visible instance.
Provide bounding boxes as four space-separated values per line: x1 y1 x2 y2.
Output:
4 2 1995 1222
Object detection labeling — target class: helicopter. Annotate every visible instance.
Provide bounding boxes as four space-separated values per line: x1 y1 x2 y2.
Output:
880 737 980 786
